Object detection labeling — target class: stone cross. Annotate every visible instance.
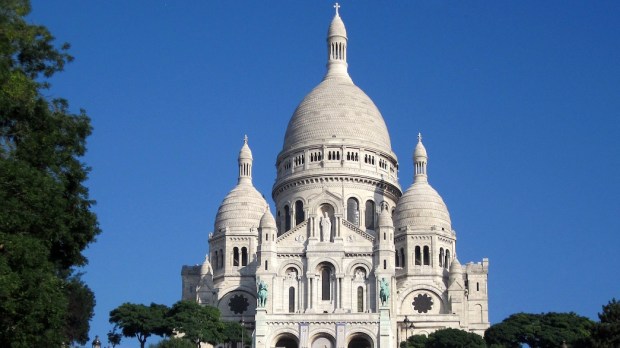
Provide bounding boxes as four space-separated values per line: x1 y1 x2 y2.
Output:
334 3 340 15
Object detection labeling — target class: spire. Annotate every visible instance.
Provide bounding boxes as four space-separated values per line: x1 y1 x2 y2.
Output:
325 3 350 79
238 135 253 184
413 133 428 183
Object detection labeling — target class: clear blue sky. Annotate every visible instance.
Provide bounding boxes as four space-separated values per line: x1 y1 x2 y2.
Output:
29 1 620 346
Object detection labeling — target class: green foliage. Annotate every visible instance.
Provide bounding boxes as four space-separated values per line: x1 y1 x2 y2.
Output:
109 303 172 348
167 301 224 346
400 334 428 348
0 0 99 346
149 337 195 348
107 328 122 348
426 328 486 348
591 298 620 348
485 312 594 348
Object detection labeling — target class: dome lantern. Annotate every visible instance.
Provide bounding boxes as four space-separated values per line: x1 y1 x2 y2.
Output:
238 135 253 184
414 133 428 183
326 3 350 79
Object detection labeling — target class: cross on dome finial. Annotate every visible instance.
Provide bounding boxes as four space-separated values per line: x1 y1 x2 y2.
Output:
334 2 340 15
244 134 248 144
418 132 423 143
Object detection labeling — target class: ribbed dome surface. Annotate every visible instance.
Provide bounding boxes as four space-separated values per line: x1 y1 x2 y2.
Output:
214 182 267 232
394 181 451 231
282 77 392 153
328 14 346 37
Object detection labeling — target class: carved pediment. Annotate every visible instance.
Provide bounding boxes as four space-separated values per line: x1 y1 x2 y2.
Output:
276 220 308 245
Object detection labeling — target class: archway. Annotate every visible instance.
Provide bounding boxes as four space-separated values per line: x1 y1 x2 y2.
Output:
274 334 298 348
347 333 373 348
311 333 335 348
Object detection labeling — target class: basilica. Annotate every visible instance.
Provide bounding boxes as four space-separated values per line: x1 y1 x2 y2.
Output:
181 5 489 348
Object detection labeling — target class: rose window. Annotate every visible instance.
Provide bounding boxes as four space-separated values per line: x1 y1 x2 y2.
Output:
412 293 433 313
228 294 249 314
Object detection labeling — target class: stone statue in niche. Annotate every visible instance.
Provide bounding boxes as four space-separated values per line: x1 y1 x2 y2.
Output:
354 269 366 281
320 212 332 242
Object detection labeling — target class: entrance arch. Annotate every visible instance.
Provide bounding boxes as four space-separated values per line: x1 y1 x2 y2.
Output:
347 333 373 348
274 334 298 348
311 333 335 348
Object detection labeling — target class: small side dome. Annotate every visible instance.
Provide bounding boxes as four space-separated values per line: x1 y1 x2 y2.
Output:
449 257 462 273
259 206 277 229
377 204 393 228
413 133 427 159
239 135 252 160
328 12 347 38
214 184 267 232
394 136 451 231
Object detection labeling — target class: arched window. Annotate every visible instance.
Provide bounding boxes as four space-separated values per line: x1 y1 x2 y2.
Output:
233 247 239 266
284 205 291 231
365 200 375 229
383 259 387 269
289 287 295 313
357 287 364 312
347 198 359 225
423 246 430 266
219 249 224 269
445 250 450 269
214 251 219 269
277 210 281 234
415 246 421 265
395 250 400 267
439 248 444 268
265 260 268 270
400 247 405 267
241 247 248 266
295 200 304 225
321 268 331 300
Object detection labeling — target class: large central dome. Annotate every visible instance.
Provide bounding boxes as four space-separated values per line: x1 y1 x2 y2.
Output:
279 9 393 157
282 77 392 153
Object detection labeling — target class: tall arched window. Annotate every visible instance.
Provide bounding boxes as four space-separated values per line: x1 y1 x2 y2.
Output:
395 250 400 267
233 247 239 266
365 200 375 229
219 249 224 269
295 200 304 225
400 247 405 267
277 210 281 234
289 287 295 313
347 198 359 225
241 247 248 266
445 250 450 269
321 268 331 300
423 246 430 266
415 246 421 265
284 205 291 231
214 251 219 269
439 248 444 268
357 287 364 312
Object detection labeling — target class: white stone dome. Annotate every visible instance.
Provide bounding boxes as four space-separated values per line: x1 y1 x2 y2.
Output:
394 181 451 231
214 182 267 232
259 207 277 229
214 137 267 233
282 77 392 154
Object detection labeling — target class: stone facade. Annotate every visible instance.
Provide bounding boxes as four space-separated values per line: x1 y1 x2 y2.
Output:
181 6 489 348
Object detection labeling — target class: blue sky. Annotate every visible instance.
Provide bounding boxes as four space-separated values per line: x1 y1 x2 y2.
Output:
29 1 620 346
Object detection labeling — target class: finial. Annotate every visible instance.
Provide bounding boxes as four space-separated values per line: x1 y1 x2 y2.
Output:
334 2 340 15
244 134 248 144
417 132 422 143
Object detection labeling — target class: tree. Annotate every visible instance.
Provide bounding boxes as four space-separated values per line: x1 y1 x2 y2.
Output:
109 303 172 348
425 328 486 348
591 298 620 348
107 328 122 348
167 301 224 347
222 320 249 346
400 334 428 348
150 337 195 348
0 0 99 346
485 312 594 348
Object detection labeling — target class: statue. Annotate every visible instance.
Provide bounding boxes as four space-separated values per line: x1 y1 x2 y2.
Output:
257 280 268 308
379 278 390 306
320 212 332 242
